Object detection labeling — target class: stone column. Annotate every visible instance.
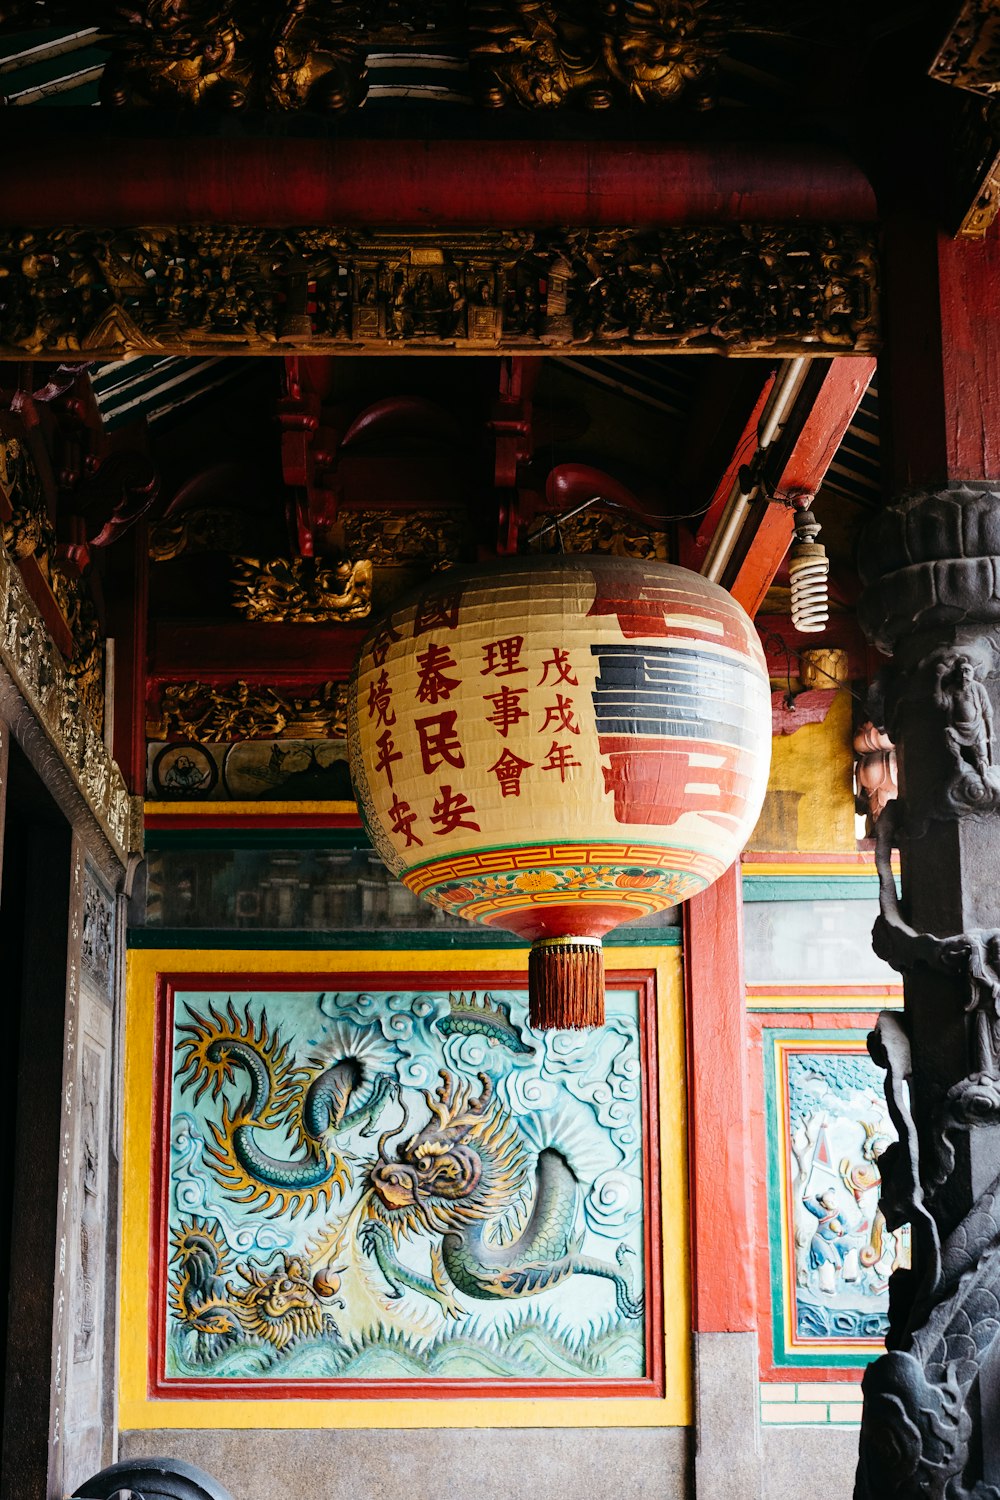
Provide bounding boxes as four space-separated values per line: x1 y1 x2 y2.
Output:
855 483 1000 1498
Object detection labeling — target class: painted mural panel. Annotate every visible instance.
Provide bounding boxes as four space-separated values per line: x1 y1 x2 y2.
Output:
766 1033 910 1368
162 984 649 1390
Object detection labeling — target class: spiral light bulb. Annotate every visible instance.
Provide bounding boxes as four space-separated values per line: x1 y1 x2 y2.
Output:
788 507 829 633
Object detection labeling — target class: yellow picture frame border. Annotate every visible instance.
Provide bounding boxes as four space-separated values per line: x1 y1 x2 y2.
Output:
120 945 691 1430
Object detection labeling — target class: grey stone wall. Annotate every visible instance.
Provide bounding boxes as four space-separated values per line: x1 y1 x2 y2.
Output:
119 1428 691 1500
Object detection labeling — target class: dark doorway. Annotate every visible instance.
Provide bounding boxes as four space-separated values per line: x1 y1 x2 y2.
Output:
0 740 73 1500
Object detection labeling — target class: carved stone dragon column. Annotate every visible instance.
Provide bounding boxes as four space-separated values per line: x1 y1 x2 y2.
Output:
855 483 1000 1499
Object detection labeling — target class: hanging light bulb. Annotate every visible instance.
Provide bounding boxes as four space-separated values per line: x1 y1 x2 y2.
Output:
788 506 829 633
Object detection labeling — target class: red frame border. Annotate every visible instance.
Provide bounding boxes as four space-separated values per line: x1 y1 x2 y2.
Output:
747 1007 883 1384
148 965 665 1402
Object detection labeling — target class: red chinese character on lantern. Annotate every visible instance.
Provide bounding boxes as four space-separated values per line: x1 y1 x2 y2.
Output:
541 739 582 782
483 684 528 737
367 669 396 727
388 793 423 847
430 784 480 834
538 647 578 687
374 728 403 786
372 621 402 667
540 693 580 735
416 642 461 704
416 710 466 774
481 636 527 677
414 589 461 635
488 748 533 798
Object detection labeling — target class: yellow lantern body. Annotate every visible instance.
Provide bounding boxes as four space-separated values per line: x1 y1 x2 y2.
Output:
349 556 771 1022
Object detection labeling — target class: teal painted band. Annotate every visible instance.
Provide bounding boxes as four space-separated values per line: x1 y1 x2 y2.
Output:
127 926 682 951
743 877 880 903
145 827 366 851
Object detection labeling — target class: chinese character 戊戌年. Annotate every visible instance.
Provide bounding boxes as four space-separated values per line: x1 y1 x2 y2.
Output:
538 647 579 687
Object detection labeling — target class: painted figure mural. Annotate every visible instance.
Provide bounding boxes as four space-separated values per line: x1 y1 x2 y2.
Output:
769 1036 910 1364
164 985 648 1385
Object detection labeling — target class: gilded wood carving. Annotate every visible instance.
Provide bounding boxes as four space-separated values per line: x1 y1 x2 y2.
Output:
0 225 880 358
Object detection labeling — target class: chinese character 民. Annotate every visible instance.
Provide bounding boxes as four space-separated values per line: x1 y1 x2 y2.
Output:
489 748 533 797
367 668 396 727
541 739 582 782
481 636 527 677
416 710 466 774
538 647 578 687
414 589 461 635
430 784 480 835
416 642 461 704
539 692 580 735
483 684 529 737
372 621 402 667
373 728 403 786
388 793 423 848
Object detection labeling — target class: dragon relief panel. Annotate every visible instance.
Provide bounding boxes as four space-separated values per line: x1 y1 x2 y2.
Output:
163 986 648 1386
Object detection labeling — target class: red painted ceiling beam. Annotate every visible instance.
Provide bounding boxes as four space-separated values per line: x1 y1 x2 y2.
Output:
724 355 876 618
149 620 366 686
0 139 877 228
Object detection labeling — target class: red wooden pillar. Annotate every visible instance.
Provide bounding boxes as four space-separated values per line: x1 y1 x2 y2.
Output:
683 863 757 1334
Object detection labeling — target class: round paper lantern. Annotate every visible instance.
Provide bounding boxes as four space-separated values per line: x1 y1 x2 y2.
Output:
348 555 771 1028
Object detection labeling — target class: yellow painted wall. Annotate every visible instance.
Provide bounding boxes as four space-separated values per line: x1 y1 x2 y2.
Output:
121 946 690 1430
747 690 856 853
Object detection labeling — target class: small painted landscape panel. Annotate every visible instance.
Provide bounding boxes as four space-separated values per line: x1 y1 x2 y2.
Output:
767 1033 910 1368
162 984 649 1392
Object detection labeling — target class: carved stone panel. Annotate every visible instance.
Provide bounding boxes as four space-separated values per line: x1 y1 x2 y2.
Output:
81 871 115 1003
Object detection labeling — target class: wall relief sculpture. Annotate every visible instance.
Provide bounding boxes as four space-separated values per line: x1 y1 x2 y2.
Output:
159 983 650 1391
767 1033 909 1364
0 224 879 358
148 679 349 743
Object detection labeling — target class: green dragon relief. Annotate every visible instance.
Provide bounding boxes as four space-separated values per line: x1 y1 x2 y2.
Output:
360 1070 643 1320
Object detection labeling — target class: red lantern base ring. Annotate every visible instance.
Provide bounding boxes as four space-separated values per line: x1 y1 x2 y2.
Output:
528 936 605 1031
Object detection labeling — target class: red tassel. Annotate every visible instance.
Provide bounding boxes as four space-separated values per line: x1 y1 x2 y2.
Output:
528 938 605 1030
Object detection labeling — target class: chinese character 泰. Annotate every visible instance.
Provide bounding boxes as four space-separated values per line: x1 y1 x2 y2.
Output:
538 647 578 687
539 692 580 735
430 785 480 834
416 642 461 704
416 710 466 774
489 748 533 797
481 636 527 677
367 669 396 727
541 739 582 782
483 684 529 737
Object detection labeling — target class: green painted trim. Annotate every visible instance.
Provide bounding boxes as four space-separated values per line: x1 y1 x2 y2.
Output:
127 925 682 951
743 877 880 903
145 828 365 851
762 1026 883 1372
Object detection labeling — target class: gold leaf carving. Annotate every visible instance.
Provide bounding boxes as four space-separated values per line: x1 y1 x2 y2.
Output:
149 679 349 742
231 556 372 623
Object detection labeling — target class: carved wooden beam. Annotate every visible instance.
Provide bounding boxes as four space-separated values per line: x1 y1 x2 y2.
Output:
0 222 880 361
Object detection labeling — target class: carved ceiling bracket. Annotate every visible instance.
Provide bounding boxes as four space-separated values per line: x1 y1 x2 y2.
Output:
0 535 140 865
